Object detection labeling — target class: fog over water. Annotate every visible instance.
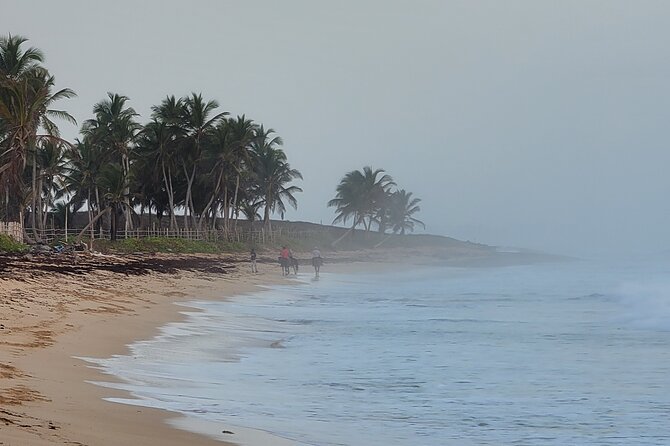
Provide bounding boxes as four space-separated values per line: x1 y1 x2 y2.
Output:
3 1 670 256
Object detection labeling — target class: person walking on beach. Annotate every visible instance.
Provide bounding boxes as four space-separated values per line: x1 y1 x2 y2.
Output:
288 248 299 275
250 248 258 273
280 246 290 275
311 247 323 277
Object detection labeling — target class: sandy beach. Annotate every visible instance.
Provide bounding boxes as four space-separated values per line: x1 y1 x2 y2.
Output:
0 251 298 446
0 246 557 445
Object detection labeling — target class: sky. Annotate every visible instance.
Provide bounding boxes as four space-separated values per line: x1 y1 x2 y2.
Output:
2 0 670 256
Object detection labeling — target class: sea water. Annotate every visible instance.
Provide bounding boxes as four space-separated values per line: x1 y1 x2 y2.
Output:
87 258 670 445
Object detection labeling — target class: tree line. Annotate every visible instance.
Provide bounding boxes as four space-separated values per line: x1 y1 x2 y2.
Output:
1 34 425 246
0 34 302 242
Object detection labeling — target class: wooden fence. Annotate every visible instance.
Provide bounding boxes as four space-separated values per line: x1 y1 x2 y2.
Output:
0 221 23 242
21 226 325 245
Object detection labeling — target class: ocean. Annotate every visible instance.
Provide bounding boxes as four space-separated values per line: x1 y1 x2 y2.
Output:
86 258 670 445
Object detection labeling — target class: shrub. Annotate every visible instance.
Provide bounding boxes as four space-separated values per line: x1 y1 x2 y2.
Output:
0 234 28 253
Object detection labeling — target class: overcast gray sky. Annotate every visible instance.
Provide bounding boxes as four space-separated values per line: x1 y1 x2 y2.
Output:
3 0 670 256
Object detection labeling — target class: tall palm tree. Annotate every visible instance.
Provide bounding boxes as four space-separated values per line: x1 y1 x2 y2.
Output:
82 93 140 235
226 115 256 230
36 138 68 229
0 35 75 234
149 95 189 230
180 93 227 230
250 126 302 231
137 118 184 230
388 189 425 235
200 115 256 231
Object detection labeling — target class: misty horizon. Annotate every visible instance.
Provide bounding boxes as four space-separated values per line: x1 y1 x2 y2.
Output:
3 1 669 257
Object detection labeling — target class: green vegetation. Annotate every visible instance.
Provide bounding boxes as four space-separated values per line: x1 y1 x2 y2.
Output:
0 234 28 253
1 35 428 252
0 34 302 244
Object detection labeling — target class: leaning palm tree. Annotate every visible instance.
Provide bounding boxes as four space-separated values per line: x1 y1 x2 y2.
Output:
328 170 367 233
328 166 394 242
250 126 302 231
388 189 425 235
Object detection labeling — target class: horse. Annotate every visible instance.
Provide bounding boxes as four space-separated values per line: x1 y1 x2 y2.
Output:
312 256 323 277
289 256 299 275
278 256 290 276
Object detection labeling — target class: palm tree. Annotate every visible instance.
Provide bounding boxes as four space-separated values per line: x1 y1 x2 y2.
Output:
180 93 227 230
328 166 394 239
64 137 105 240
0 34 44 79
200 115 256 231
388 189 425 235
240 197 262 233
76 164 131 242
136 118 184 230
198 118 234 231
250 126 302 231
0 35 75 235
226 115 256 230
149 95 189 230
36 139 68 229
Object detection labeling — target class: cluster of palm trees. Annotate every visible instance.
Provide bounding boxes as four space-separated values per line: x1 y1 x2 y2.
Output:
0 34 302 242
328 166 424 238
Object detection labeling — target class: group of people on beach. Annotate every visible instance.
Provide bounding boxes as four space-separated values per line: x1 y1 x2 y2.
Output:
249 246 323 277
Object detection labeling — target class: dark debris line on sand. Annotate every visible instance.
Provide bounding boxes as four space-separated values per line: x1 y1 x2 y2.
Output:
0 253 239 278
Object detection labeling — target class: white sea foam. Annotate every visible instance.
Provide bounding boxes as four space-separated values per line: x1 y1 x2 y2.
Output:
614 280 670 331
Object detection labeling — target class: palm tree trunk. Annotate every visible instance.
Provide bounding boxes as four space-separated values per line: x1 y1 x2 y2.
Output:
182 163 196 231
41 177 53 229
198 170 223 231
232 173 240 230
122 153 133 234
21 208 36 245
30 148 39 240
373 234 392 249
111 203 118 241
331 226 353 247
223 187 229 233
76 207 110 243
263 188 272 231
162 162 178 230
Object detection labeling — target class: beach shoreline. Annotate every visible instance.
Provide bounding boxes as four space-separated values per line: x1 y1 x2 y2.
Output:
0 252 298 446
0 247 563 445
